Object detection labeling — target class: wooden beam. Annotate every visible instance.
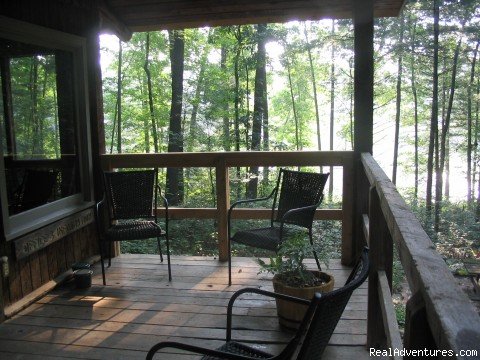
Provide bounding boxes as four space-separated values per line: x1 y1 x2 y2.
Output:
100 151 353 170
103 0 407 32
155 208 343 221
98 0 132 41
353 0 374 154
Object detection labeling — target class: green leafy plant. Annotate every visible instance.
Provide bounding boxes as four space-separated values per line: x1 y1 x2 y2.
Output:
258 232 331 288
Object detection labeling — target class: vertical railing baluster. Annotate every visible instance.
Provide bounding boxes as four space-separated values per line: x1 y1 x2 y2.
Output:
342 154 354 265
367 185 388 349
216 157 229 261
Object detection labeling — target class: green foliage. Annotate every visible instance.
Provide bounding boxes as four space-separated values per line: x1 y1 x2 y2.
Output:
394 303 406 327
258 232 332 287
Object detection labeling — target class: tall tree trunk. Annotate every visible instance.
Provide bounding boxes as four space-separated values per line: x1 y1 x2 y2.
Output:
328 20 335 199
166 30 185 205
30 57 39 157
304 23 322 154
244 54 251 151
409 14 419 200
392 14 404 185
262 54 270 193
116 39 123 154
248 24 267 199
221 45 231 151
144 33 159 153
467 40 479 206
286 55 299 151
234 28 241 153
435 38 461 232
187 40 209 152
475 78 480 220
445 134 450 200
233 27 242 199
426 0 439 217
110 98 118 154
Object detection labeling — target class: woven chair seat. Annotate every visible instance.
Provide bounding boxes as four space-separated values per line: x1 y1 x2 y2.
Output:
201 341 272 359
232 226 302 251
105 220 165 241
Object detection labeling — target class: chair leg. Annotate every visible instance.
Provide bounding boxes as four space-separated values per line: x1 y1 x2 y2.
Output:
165 235 172 282
98 240 106 286
309 231 322 271
108 242 112 267
228 238 232 286
157 237 164 262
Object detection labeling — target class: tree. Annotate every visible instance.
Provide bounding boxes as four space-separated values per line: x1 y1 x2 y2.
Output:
426 0 440 216
144 32 159 153
392 13 404 185
247 24 268 198
166 30 185 205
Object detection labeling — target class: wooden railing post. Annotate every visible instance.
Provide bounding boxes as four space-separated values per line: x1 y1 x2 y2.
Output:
216 158 229 261
341 155 354 265
404 291 436 354
367 184 393 349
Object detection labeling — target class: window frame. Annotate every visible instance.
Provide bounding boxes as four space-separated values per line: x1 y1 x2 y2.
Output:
0 16 94 241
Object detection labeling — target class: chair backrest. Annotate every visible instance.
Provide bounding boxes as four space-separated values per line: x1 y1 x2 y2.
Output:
272 169 329 229
104 170 157 220
277 248 370 360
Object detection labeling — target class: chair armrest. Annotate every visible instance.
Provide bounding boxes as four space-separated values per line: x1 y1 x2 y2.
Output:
227 188 277 238
278 194 324 237
280 203 318 223
95 196 106 236
146 341 260 360
226 287 310 341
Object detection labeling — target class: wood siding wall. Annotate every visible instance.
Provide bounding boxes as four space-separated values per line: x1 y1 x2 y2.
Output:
0 224 97 306
0 1 103 309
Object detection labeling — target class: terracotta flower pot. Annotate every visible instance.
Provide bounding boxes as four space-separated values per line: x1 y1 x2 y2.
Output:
272 270 334 329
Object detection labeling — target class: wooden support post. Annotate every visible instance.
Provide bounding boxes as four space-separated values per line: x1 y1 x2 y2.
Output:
404 291 436 355
367 185 387 349
341 155 354 265
353 0 374 265
216 159 229 261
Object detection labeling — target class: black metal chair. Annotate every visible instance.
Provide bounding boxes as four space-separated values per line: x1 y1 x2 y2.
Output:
228 169 329 285
146 248 369 360
96 169 172 285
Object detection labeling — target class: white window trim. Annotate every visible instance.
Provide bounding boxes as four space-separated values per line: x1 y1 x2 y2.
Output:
0 16 94 241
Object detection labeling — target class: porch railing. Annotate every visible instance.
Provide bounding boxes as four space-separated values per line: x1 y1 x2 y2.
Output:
361 152 480 358
100 151 355 264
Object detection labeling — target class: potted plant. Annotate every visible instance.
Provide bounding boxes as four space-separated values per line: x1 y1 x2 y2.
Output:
258 233 334 329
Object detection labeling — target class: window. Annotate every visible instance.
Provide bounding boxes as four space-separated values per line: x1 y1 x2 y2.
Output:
0 17 93 240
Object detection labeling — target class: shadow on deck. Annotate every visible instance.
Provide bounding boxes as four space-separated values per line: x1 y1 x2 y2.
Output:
0 255 372 359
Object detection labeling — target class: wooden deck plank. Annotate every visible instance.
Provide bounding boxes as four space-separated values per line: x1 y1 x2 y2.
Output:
0 255 370 359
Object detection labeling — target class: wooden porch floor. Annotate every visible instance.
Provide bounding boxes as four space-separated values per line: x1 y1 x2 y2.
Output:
0 255 371 359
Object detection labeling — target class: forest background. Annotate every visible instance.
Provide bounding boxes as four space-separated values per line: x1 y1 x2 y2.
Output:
99 0 480 270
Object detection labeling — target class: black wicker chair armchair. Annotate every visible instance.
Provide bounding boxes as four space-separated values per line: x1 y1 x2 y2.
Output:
146 248 369 360
228 169 329 285
96 169 171 285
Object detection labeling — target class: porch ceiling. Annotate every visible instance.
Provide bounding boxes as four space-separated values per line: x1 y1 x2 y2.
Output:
103 0 406 32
